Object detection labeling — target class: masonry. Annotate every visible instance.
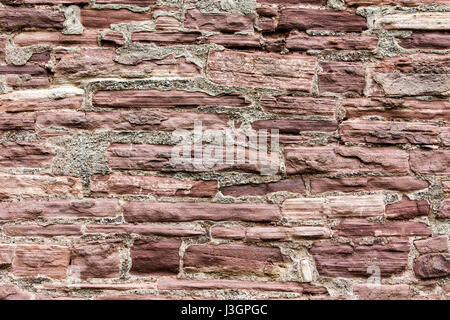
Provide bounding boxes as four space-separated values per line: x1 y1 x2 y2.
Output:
0 0 449 300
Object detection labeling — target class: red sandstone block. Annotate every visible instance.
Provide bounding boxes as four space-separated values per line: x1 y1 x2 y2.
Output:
339 120 440 145
106 144 279 173
353 284 410 300
371 54 450 97
220 178 306 197
261 96 335 117
158 278 327 294
131 239 181 276
310 176 429 193
207 50 316 91
184 9 255 33
95 0 156 4
0 8 65 30
398 32 450 50
319 62 366 94
282 195 385 221
0 199 119 220
52 49 200 80
0 115 35 131
0 245 14 267
277 9 367 32
90 173 217 198
410 150 450 175
183 244 291 276
333 220 431 237
100 31 126 46
3 224 82 237
131 31 202 46
438 200 450 219
252 119 338 133
14 30 99 47
0 35 6 62
386 196 430 220
342 98 450 121
0 142 53 168
346 0 444 5
311 239 410 278
414 253 450 279
211 226 331 241
92 89 249 109
414 236 449 255
12 244 70 279
36 110 229 131
123 202 281 223
205 34 262 49
0 87 84 113
257 0 327 5
0 174 83 200
287 32 378 51
0 284 32 300
85 224 205 237
80 9 151 29
71 243 121 279
285 145 409 175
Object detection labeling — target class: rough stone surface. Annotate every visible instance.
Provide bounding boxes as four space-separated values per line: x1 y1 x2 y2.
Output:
0 0 447 300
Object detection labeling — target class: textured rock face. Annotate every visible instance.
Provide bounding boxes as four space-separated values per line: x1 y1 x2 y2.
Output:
130 239 181 276
0 0 448 301
207 50 316 91
183 244 291 277
310 240 410 278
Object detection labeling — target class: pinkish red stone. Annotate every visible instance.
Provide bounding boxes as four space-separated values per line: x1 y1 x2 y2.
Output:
410 150 450 175
131 31 201 45
353 284 410 300
158 278 327 294
131 239 181 276
287 32 378 51
285 145 409 175
0 142 53 168
414 253 450 279
414 236 449 254
184 9 255 33
71 243 121 279
80 9 151 29
0 199 119 220
282 195 385 221
0 174 83 200
340 120 440 145
211 226 330 241
343 98 450 121
0 284 32 300
0 8 65 30
334 220 431 237
183 244 291 276
36 110 229 132
277 9 367 32
92 89 249 109
261 96 336 117
207 50 316 91
311 176 429 193
12 244 70 279
398 32 450 50
123 202 281 223
90 173 217 198
85 224 204 237
386 196 430 220
311 239 410 278
3 224 82 237
319 62 366 94
220 178 306 197
438 200 450 219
